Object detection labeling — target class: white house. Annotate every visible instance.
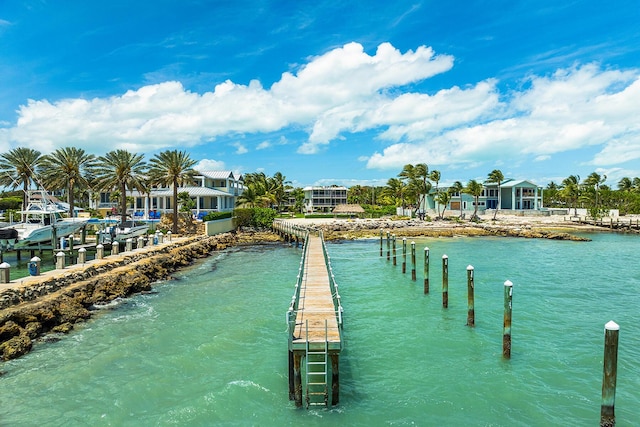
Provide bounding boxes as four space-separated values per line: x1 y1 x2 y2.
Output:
303 186 348 213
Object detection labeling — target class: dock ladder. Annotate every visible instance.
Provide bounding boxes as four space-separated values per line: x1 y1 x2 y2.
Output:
305 319 328 408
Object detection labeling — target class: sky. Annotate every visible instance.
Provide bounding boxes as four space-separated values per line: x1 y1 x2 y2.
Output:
1 1 639 189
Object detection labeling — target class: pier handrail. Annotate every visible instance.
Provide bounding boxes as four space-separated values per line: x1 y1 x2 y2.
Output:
320 233 344 330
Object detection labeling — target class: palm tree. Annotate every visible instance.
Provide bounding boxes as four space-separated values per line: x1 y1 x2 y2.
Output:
618 177 633 192
147 150 197 234
435 190 451 219
430 170 441 193
486 169 504 220
465 179 484 221
93 150 147 226
584 172 607 212
450 181 464 219
236 186 260 208
399 163 430 215
0 147 43 220
39 147 96 218
561 175 581 216
383 178 407 208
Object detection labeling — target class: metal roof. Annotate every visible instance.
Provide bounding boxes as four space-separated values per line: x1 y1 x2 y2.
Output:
196 171 237 180
150 186 233 197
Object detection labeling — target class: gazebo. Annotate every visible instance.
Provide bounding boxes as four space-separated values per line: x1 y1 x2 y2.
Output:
332 204 365 218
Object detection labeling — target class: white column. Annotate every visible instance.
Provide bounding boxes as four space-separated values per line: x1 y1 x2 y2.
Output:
511 187 516 210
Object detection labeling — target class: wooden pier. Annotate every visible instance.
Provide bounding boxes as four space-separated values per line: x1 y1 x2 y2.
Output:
274 221 344 409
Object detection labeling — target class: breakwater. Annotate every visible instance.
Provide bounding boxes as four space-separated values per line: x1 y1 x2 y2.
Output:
301 219 591 241
0 231 279 361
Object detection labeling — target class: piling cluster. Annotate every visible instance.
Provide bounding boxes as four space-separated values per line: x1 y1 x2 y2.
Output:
378 229 622 426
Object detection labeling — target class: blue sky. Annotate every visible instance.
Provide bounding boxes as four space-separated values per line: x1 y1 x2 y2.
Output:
1 1 639 189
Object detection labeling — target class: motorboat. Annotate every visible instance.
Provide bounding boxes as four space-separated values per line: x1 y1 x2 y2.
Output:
97 219 150 244
0 190 89 249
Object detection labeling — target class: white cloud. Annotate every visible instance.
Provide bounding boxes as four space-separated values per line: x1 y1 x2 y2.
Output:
367 64 640 171
195 158 226 171
231 142 248 154
1 41 453 155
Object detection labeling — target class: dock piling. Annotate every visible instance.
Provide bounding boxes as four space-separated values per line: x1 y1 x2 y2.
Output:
411 242 416 281
0 262 10 283
423 247 430 294
392 235 397 266
503 280 513 358
78 248 87 265
601 321 619 427
402 238 407 274
442 255 448 308
56 251 66 270
466 265 475 327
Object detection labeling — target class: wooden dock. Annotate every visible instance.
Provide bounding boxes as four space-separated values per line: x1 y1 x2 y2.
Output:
274 221 343 408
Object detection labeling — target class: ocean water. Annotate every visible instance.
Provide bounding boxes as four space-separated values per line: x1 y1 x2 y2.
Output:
0 232 638 426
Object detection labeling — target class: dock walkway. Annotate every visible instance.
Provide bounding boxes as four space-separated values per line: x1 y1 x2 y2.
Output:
274 221 343 408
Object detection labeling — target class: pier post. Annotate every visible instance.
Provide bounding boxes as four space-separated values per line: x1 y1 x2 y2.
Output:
158 232 164 244
442 255 448 308
402 238 407 274
125 238 133 252
293 352 302 407
96 244 104 259
601 321 619 427
423 247 430 294
56 251 66 270
81 226 87 245
29 257 41 276
392 235 397 266
331 353 340 405
379 229 383 257
167 231 172 241
137 235 145 249
112 241 120 255
68 236 74 252
51 226 57 253
77 248 87 265
411 241 416 281
386 231 390 261
503 280 513 358
0 262 9 284
466 265 475 327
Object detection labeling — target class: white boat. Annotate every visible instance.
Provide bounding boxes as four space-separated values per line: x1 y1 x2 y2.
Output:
97 219 150 244
0 191 89 249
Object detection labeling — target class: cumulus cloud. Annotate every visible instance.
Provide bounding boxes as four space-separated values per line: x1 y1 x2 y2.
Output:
195 158 226 171
1 41 639 177
367 64 640 170
1 41 453 156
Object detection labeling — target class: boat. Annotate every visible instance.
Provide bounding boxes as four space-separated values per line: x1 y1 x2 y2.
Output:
0 190 89 249
97 219 150 244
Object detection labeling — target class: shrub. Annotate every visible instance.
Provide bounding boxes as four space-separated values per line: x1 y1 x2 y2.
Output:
203 211 232 221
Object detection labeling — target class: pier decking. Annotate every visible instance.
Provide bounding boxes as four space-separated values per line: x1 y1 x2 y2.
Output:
274 221 343 408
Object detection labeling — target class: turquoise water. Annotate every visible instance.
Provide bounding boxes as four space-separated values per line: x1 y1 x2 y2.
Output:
0 233 639 426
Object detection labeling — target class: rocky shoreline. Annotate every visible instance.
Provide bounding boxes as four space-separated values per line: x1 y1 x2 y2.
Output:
292 218 594 241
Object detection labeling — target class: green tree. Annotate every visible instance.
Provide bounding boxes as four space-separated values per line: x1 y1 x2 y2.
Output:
465 179 484 221
435 190 451 219
93 150 147 226
0 148 43 219
147 150 197 234
584 172 607 214
486 169 504 220
398 163 431 216
178 191 195 212
450 181 464 219
383 178 407 208
561 175 581 216
40 147 96 217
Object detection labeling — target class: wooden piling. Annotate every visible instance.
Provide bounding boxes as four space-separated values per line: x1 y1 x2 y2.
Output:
411 241 416 281
503 280 513 358
442 255 448 308
466 265 475 327
331 354 340 405
423 247 430 294
392 235 397 266
402 238 407 274
386 231 390 261
600 321 619 427
380 229 383 257
294 353 302 407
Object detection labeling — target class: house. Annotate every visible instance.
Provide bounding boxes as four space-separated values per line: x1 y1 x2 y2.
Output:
93 171 244 219
303 186 348 213
426 179 544 215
